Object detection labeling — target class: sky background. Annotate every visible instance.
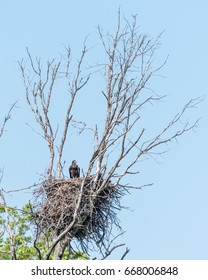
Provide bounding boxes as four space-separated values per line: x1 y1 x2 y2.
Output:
0 0 208 259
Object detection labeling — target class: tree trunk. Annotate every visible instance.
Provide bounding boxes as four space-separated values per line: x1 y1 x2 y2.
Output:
53 237 70 260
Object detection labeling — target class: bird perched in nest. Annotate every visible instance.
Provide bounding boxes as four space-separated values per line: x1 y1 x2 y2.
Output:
69 160 80 179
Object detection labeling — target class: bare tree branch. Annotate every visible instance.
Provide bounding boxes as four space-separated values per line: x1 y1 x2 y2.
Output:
121 247 130 260
19 46 90 179
0 101 17 139
57 45 90 177
101 243 125 260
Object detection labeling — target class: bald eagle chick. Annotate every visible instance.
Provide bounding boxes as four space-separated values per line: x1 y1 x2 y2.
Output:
69 160 80 179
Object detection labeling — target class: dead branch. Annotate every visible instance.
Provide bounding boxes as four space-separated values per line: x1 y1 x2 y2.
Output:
121 247 130 260
19 46 90 179
57 45 90 178
0 101 17 139
101 243 126 260
85 13 200 192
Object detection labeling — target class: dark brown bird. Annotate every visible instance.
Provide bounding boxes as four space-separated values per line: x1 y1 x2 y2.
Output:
69 160 80 179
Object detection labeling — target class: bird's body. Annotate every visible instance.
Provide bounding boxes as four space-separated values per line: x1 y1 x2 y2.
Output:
69 160 80 179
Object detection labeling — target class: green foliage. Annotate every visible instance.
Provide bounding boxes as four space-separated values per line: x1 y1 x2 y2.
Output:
68 251 89 260
0 203 89 260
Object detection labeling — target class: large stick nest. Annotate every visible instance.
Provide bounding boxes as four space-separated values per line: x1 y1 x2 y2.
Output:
32 176 123 249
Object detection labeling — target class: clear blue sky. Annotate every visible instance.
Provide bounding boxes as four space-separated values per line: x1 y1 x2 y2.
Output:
0 0 208 259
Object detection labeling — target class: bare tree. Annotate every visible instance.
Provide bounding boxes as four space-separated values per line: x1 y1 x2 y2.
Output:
19 12 200 260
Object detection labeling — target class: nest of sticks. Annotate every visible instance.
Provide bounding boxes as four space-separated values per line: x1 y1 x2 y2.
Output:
32 176 122 250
